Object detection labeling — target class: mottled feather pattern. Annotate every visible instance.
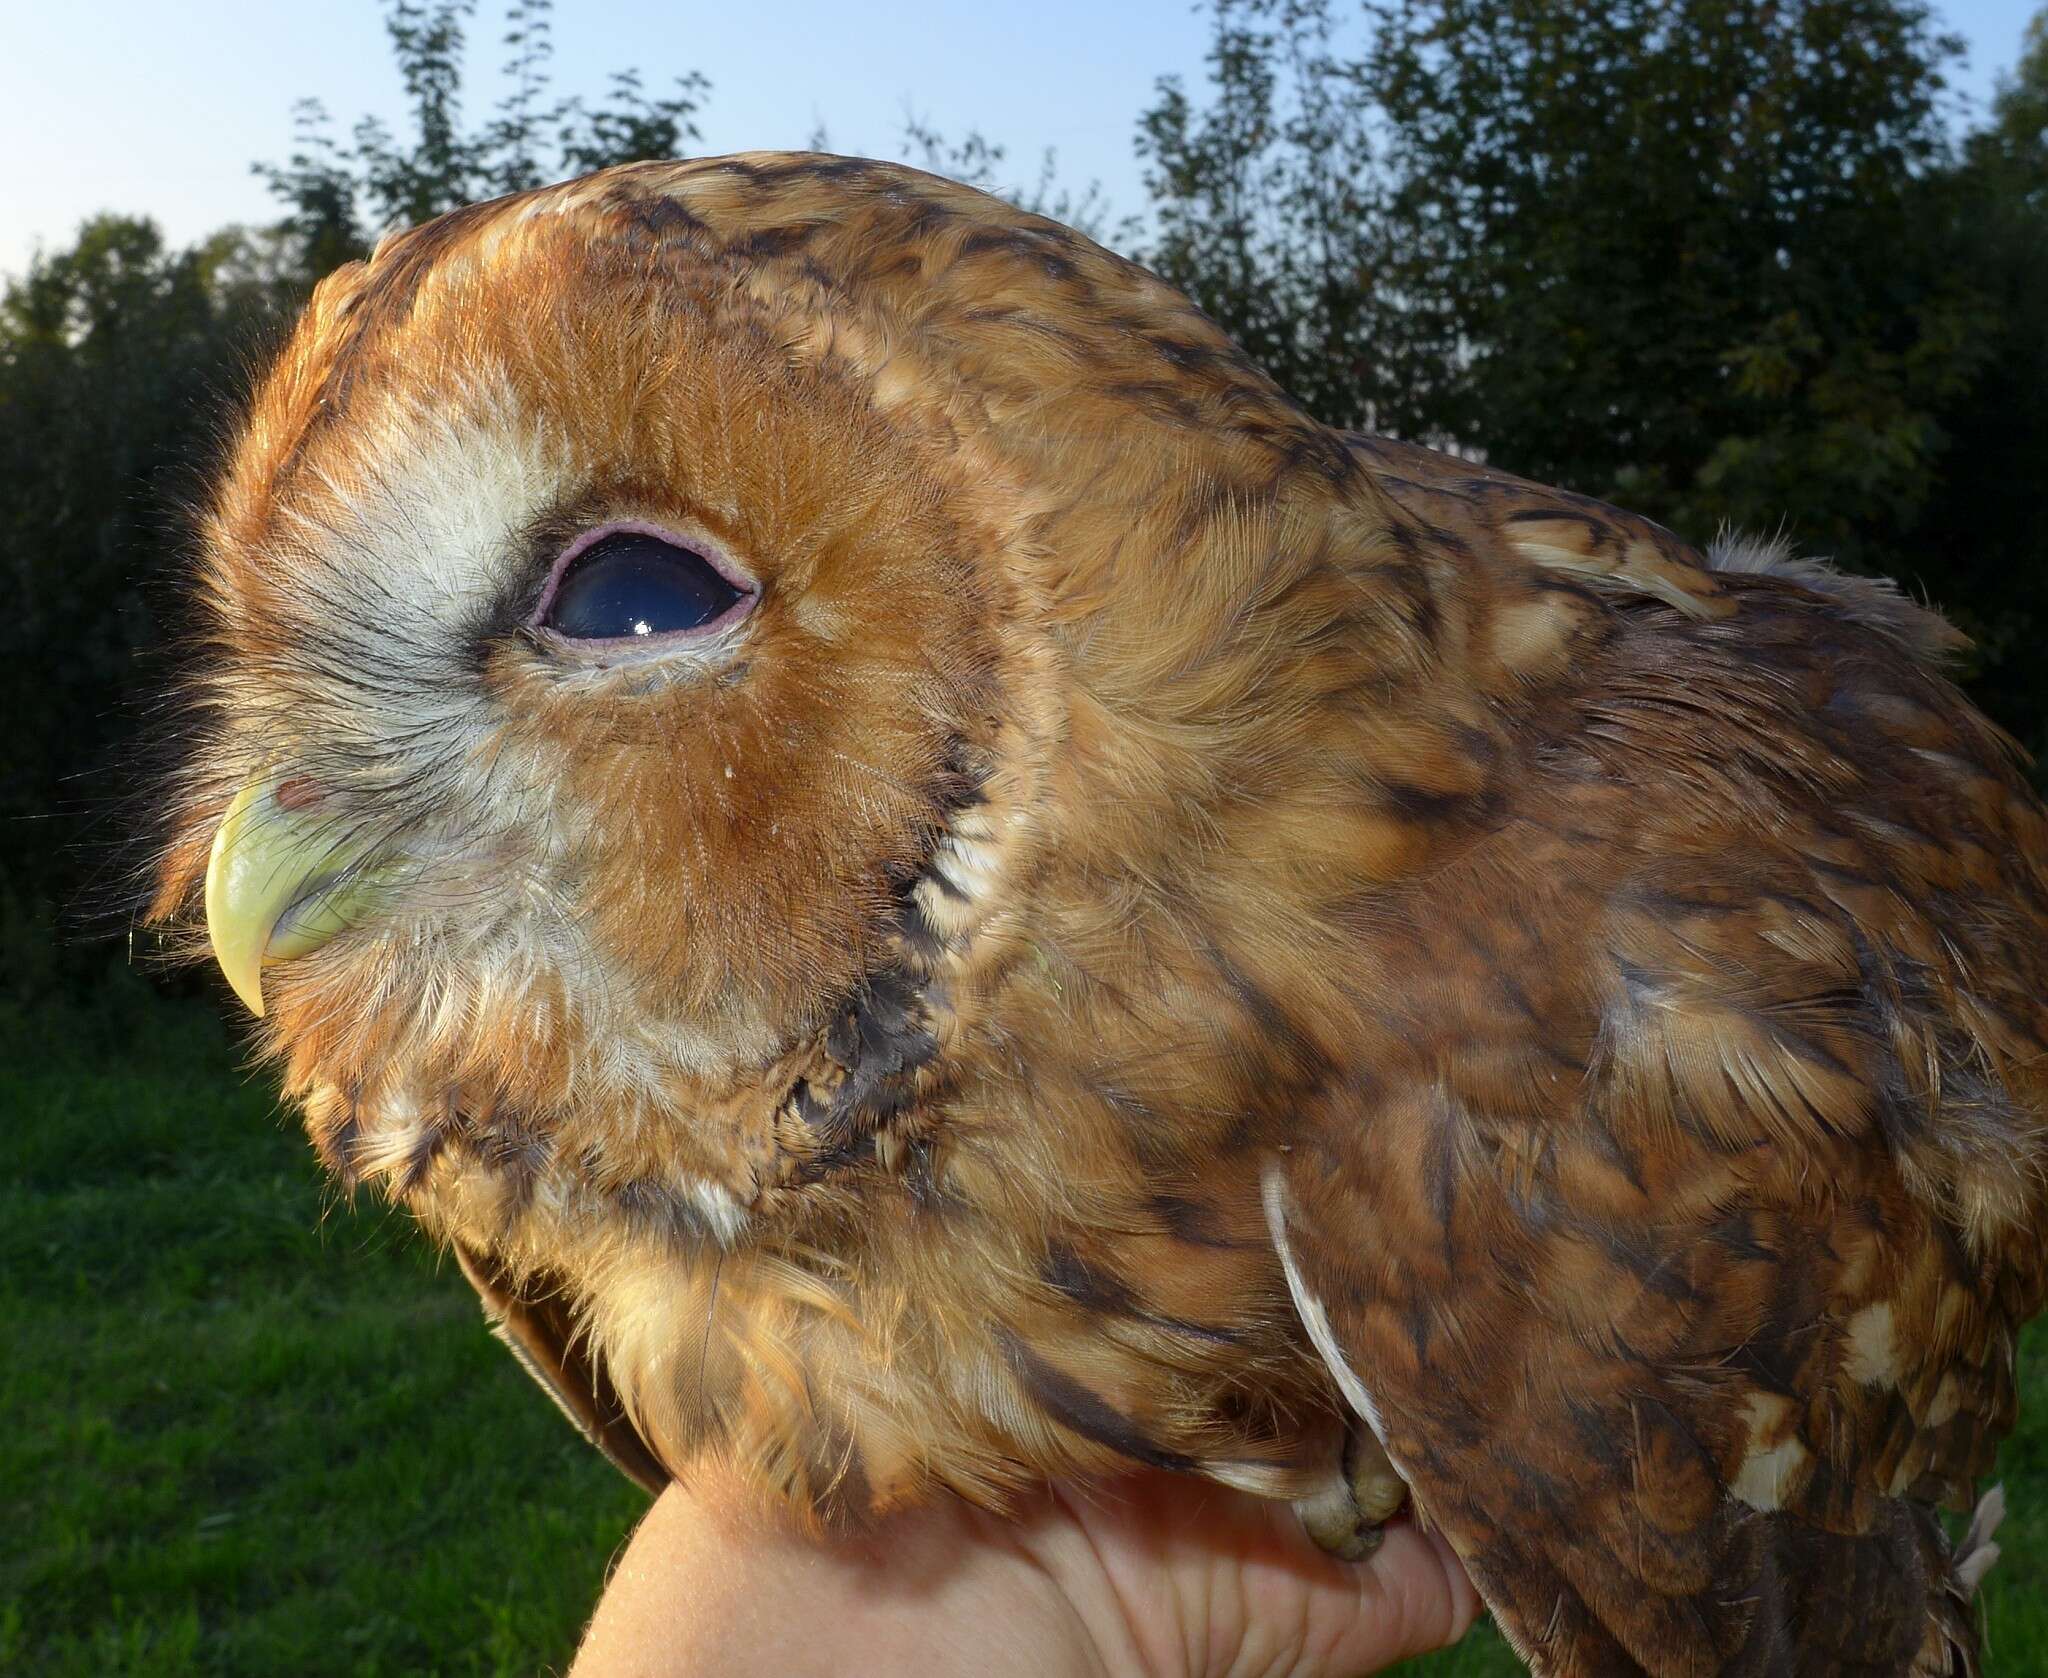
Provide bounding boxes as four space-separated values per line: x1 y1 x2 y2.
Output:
151 155 2048 1675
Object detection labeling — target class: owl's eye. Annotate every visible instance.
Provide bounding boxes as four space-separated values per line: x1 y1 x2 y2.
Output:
537 526 753 642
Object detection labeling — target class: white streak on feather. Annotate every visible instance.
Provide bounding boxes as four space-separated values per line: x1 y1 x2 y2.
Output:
1729 1392 1810 1511
1260 1161 1392 1450
1841 1300 1898 1388
689 1181 749 1246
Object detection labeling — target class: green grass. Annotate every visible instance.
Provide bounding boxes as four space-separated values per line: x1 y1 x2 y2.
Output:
1 977 2042 1675
1 981 644 1676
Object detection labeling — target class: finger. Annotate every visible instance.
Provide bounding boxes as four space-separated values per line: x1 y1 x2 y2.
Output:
1223 1503 1481 1676
1327 1517 1483 1672
1038 1472 1483 1677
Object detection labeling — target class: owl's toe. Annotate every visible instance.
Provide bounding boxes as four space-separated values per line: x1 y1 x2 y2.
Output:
1292 1424 1409 1560
1346 1425 1409 1526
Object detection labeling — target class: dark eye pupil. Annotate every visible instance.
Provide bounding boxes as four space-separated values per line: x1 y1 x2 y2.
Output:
543 532 746 640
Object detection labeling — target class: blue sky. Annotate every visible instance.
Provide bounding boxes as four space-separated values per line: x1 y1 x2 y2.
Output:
3 0 2039 278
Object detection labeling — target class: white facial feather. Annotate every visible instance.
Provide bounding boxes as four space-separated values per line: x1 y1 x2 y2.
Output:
237 376 753 1241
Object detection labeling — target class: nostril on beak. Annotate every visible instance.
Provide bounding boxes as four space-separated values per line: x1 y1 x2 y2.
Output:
275 776 326 812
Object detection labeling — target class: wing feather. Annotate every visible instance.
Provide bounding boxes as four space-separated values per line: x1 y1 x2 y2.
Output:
1277 454 2048 1674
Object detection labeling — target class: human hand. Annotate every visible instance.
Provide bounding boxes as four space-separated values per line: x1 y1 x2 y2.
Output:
569 1465 1479 1677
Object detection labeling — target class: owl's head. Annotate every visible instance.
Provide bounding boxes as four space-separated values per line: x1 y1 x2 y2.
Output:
151 155 1358 1243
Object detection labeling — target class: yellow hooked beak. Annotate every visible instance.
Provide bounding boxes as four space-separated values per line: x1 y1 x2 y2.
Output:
204 774 390 1017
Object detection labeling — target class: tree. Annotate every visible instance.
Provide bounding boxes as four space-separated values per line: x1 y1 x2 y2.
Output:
256 0 710 280
1137 1 1404 433
1362 0 1984 555
1902 7 2048 760
0 217 290 988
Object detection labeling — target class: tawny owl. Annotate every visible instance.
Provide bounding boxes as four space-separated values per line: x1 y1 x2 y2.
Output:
150 155 2047 1676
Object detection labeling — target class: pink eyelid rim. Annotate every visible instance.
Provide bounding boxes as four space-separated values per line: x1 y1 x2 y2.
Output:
529 519 759 646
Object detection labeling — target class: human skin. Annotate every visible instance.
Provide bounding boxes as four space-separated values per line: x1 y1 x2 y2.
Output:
569 1467 1481 1677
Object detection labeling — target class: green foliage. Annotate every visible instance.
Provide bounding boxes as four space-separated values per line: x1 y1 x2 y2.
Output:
1141 0 1974 503
1139 1 1397 431
1362 0 1980 553
1908 14 2048 762
0 216 293 988
255 0 709 274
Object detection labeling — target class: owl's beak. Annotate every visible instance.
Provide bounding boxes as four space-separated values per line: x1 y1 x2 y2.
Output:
204 774 387 1017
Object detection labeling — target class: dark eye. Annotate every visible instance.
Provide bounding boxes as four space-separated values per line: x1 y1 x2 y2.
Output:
539 528 751 641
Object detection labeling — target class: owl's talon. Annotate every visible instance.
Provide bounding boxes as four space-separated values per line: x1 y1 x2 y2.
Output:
1344 1423 1409 1528
1308 1506 1389 1562
1292 1424 1409 1560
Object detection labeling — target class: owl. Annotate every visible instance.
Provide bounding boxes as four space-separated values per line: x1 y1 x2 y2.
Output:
150 155 2048 1676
